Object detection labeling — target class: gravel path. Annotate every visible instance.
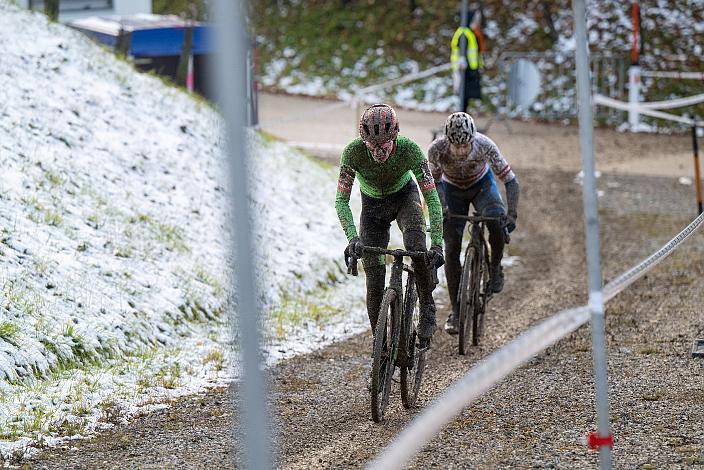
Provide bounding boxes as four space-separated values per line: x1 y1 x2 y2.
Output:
24 166 704 469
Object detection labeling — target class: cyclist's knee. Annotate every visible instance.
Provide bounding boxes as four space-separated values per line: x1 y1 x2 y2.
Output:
482 203 505 218
402 229 426 252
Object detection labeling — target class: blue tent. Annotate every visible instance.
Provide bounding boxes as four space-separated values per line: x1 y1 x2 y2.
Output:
68 15 213 57
68 15 215 97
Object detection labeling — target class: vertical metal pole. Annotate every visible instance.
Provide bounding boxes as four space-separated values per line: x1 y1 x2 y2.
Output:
692 125 703 215
213 0 272 468
572 0 612 468
458 0 468 112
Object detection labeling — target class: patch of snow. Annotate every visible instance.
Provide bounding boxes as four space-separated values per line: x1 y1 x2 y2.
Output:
0 0 371 460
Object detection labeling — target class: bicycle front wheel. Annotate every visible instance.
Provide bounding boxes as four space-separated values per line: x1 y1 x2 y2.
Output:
400 277 424 408
458 244 479 355
472 246 491 346
371 288 399 423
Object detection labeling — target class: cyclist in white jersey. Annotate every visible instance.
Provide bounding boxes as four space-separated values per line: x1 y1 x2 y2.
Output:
428 112 520 334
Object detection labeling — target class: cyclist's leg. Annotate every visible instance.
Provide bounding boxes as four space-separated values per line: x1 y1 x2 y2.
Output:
472 171 507 291
360 192 394 332
396 181 437 340
442 180 471 316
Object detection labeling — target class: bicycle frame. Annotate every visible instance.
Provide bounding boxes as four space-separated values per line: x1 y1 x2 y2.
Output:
449 213 506 351
346 246 434 419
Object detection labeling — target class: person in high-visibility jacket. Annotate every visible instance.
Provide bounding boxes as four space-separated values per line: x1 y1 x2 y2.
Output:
451 9 484 113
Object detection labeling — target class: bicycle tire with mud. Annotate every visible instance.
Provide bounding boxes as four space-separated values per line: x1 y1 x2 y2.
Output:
371 288 398 423
458 244 479 355
400 275 423 408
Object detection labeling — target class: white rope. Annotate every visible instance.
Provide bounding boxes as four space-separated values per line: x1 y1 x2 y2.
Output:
636 93 704 110
369 306 591 469
594 95 704 127
370 211 704 470
640 71 704 80
264 63 452 127
355 63 452 95
604 211 704 301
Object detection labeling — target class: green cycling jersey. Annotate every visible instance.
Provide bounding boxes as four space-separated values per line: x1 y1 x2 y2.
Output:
334 135 443 247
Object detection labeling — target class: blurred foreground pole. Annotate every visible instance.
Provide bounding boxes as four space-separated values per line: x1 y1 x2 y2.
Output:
213 0 272 468
572 0 612 468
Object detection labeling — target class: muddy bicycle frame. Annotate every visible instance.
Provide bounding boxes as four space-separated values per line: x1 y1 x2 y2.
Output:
448 213 509 353
347 246 435 421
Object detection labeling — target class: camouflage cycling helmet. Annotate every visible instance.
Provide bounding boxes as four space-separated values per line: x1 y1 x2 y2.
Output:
444 112 476 145
359 104 399 144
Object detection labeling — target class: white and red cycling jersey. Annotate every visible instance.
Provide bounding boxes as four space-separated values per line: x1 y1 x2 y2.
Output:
428 133 515 188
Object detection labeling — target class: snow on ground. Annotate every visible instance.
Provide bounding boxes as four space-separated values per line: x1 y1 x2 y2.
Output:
0 1 370 460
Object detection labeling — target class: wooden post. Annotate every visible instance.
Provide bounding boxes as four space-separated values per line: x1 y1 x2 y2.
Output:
44 0 59 21
692 125 703 215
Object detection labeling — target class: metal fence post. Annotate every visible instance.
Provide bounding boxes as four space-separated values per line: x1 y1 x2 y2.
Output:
572 0 613 468
213 0 272 468
458 0 468 112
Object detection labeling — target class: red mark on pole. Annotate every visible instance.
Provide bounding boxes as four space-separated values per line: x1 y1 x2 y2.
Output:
588 432 614 450
631 1 640 64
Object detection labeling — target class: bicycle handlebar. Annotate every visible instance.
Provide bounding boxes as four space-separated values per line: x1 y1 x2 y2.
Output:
447 212 503 223
447 212 511 244
360 246 428 259
345 246 439 285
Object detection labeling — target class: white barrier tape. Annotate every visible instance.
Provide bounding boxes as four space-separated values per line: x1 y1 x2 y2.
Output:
604 211 704 301
266 63 452 127
636 93 704 110
594 95 704 127
641 71 704 80
355 63 452 96
370 306 591 470
371 212 704 470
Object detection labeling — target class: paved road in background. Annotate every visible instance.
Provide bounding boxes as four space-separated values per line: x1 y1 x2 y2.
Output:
259 92 696 178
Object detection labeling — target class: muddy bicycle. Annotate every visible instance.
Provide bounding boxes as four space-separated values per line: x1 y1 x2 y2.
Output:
449 213 510 355
347 246 437 422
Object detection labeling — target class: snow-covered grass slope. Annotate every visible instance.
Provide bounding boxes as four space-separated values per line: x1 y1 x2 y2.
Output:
0 2 369 457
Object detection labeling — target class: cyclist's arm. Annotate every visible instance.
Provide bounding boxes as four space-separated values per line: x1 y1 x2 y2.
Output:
335 148 358 241
483 136 515 184
505 177 520 218
427 140 447 208
482 136 520 218
409 146 443 247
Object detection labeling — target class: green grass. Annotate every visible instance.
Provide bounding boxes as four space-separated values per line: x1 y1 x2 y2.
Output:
0 321 21 345
271 291 342 339
203 348 225 372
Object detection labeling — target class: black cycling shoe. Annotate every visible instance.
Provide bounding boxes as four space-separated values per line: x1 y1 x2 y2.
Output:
444 311 459 335
490 265 504 293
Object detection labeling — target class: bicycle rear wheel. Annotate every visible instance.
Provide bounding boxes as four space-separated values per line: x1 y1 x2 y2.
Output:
458 244 478 355
371 289 399 423
400 277 425 408
472 249 489 346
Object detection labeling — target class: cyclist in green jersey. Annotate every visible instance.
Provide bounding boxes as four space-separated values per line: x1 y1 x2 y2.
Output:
335 104 445 344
